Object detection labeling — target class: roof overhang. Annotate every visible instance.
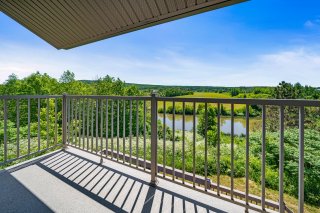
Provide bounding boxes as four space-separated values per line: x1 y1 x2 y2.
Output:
0 0 247 49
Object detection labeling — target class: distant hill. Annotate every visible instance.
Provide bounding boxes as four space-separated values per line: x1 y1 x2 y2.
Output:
129 83 274 92
79 80 273 93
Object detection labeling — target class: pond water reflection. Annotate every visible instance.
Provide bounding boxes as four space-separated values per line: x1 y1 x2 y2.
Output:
158 113 261 136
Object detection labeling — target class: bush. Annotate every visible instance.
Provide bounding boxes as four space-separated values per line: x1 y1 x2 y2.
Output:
207 130 217 146
250 129 320 205
197 106 217 137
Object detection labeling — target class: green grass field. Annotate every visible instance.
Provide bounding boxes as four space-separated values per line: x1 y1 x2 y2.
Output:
179 92 233 98
158 92 246 111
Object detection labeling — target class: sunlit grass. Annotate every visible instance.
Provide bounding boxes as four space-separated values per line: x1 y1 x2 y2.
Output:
212 174 319 213
157 92 246 111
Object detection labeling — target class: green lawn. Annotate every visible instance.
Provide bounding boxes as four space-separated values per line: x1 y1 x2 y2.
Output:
178 92 233 98
158 92 246 111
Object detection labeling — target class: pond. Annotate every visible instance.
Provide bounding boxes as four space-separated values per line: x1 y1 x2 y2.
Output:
158 113 261 136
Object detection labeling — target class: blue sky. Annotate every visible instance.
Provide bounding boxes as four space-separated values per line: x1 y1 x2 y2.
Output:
1 0 320 86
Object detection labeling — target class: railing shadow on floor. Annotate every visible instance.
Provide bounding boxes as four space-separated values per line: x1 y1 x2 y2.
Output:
34 150 228 213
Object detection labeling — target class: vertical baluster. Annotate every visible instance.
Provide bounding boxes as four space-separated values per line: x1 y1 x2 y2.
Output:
182 102 185 184
4 99 8 162
73 99 76 146
82 98 86 149
163 101 166 177
71 99 74 146
37 98 41 151
117 100 120 161
261 105 266 210
62 94 67 149
231 103 234 200
79 99 82 148
136 100 139 167
106 99 109 157
245 104 250 211
217 103 221 195
111 100 114 158
74 99 77 147
100 99 104 160
129 100 132 165
143 100 146 170
16 99 20 158
87 99 90 150
172 101 176 181
123 100 126 163
46 98 50 149
279 106 285 213
78 99 82 148
77 98 81 147
55 98 58 146
96 99 99 153
298 106 305 213
67 98 71 144
204 102 208 191
75 98 78 146
193 102 196 188
66 97 69 145
81 98 84 148
27 98 31 155
91 99 94 151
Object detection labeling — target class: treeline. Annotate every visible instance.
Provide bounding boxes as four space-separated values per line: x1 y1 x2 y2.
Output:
158 87 193 97
229 87 272 97
122 83 275 94
158 104 262 117
0 71 141 96
273 81 320 99
0 71 144 144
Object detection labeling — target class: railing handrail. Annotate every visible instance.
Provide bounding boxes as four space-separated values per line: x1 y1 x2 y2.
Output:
157 97 320 107
65 95 151 100
0 95 62 99
2 94 319 107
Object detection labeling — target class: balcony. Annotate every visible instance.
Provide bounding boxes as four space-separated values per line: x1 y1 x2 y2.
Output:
1 146 255 213
1 94 319 212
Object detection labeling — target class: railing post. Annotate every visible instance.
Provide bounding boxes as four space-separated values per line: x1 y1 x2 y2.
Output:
298 106 305 213
150 90 158 186
62 93 67 149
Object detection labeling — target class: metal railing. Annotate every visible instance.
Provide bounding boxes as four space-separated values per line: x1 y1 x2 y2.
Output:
1 93 319 213
65 95 151 170
0 95 63 166
154 97 316 213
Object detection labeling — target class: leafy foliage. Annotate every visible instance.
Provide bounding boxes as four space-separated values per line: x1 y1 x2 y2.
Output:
197 106 217 145
59 70 75 83
158 87 193 97
273 81 320 99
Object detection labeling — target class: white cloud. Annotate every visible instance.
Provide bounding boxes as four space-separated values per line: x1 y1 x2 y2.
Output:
305 20 315 28
304 19 320 29
1 41 320 87
239 48 320 86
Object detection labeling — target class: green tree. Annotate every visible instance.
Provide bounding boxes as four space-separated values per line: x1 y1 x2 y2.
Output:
59 70 75 83
197 106 218 146
230 88 240 97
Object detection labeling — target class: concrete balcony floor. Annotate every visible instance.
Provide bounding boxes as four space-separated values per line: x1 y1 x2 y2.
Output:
0 147 257 213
